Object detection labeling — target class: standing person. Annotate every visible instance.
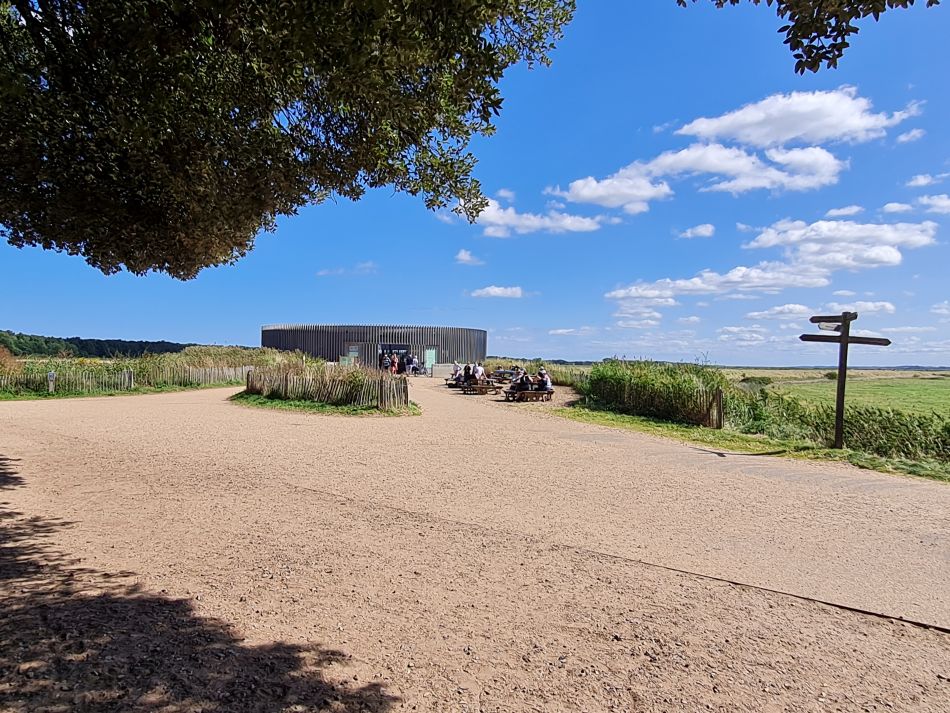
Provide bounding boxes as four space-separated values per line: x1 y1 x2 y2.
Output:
451 360 462 379
390 354 399 375
473 362 486 380
462 363 472 383
381 352 391 371
411 354 420 375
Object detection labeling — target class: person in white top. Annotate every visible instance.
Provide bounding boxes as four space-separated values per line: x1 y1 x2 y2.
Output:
473 362 486 380
537 367 553 391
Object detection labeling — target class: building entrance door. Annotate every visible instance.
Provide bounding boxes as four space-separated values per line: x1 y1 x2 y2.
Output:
424 347 437 374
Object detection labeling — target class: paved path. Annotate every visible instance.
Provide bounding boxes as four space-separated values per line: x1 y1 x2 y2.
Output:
408 380 950 628
2 384 949 711
3 381 949 626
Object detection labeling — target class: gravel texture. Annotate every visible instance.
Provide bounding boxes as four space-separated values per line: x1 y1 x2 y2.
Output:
1 382 948 712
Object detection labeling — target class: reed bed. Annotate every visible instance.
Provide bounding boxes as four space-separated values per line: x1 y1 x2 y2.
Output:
245 365 409 411
584 360 725 427
0 365 253 396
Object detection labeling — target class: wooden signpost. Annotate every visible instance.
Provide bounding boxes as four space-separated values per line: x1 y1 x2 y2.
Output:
799 312 891 449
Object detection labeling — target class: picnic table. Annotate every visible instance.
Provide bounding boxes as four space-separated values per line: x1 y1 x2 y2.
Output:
461 379 499 395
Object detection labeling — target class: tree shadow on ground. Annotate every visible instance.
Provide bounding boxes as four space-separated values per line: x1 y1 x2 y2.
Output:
0 454 398 712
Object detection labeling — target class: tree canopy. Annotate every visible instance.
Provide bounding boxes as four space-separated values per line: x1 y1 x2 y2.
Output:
0 1 939 279
683 1 940 74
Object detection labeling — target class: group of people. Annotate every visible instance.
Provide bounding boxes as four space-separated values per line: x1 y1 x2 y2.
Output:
378 352 422 375
450 362 553 392
509 365 553 393
450 361 487 384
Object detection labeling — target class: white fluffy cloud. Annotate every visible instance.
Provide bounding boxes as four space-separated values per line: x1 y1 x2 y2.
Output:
907 173 948 188
470 285 523 298
679 223 715 239
746 219 937 270
556 143 846 212
896 128 926 144
833 290 856 297
477 199 603 237
555 88 916 217
611 296 678 321
826 301 896 315
606 261 829 302
882 202 913 213
676 87 919 148
932 301 950 316
455 249 484 266
648 143 845 193
825 205 864 217
549 171 672 215
918 194 950 214
678 316 701 324
745 303 813 320
718 325 770 344
605 217 936 327
495 188 516 203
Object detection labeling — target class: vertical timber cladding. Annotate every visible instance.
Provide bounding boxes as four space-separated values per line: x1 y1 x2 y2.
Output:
260 325 487 364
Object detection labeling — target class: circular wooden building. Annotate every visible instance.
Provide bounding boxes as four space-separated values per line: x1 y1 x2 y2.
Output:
261 324 487 368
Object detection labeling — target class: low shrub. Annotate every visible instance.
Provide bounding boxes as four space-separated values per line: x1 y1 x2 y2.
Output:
724 387 949 462
739 375 773 387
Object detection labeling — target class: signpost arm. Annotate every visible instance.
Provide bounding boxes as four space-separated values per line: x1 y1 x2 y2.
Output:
833 313 851 449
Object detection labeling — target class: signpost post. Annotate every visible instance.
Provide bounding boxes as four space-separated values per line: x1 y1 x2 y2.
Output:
799 312 891 449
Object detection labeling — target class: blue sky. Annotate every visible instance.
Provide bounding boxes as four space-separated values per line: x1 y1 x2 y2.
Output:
2 2 949 365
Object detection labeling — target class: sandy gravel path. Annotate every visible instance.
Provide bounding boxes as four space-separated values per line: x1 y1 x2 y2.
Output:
1 383 948 712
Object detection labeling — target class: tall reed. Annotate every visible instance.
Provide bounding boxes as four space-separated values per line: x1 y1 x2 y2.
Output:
585 360 726 426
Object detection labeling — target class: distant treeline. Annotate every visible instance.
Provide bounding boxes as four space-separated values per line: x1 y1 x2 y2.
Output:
0 330 194 357
487 355 600 366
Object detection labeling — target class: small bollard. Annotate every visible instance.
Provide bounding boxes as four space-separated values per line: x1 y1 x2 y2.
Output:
47 371 56 394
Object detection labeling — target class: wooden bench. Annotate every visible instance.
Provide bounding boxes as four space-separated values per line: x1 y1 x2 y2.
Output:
504 389 554 402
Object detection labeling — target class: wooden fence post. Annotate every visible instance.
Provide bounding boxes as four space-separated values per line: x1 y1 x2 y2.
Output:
714 387 723 429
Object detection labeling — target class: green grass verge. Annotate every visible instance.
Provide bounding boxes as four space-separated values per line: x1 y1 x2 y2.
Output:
772 377 950 416
0 381 244 401
230 391 421 416
554 406 950 483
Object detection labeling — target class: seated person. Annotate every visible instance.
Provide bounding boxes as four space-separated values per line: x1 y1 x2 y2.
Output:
537 367 553 392
511 368 533 391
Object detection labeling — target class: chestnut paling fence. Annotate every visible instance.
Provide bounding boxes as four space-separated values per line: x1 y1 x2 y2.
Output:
0 366 253 395
245 365 410 410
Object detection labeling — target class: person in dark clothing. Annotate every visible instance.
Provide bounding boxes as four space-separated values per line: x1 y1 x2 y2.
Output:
511 368 532 391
